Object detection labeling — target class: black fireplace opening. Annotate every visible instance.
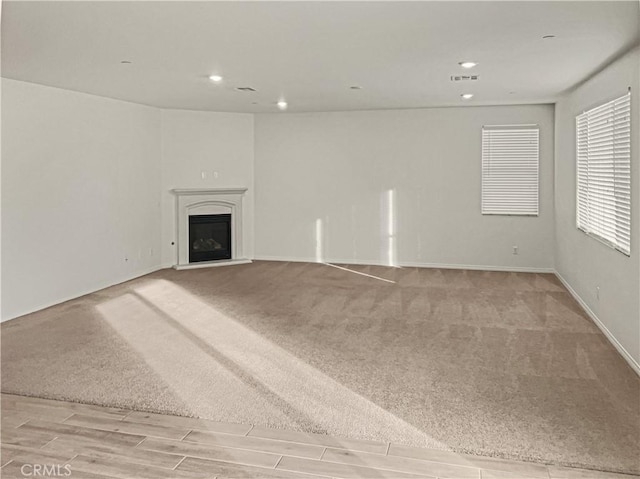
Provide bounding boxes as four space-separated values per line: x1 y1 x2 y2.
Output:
189 214 232 263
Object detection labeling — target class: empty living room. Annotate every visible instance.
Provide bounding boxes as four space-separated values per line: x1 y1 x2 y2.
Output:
1 1 639 478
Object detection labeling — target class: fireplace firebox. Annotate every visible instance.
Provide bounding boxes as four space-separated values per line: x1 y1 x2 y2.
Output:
189 214 232 263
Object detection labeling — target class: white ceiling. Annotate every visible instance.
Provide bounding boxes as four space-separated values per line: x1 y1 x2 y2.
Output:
2 1 639 113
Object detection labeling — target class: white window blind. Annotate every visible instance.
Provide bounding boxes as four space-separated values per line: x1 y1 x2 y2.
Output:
481 125 539 215
576 92 631 256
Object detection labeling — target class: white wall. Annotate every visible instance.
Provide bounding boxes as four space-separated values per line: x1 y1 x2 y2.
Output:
160 110 254 266
1 82 256 320
555 47 640 368
1 79 162 320
254 105 555 271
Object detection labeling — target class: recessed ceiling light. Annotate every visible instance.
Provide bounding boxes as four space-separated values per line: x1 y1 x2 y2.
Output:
461 93 474 100
350 85 362 90
459 61 477 69
542 35 555 39
209 74 223 82
120 60 132 64
277 100 288 110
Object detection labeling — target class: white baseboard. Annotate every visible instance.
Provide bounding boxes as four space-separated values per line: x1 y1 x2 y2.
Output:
1 264 168 323
253 255 555 274
173 258 252 270
555 271 640 377
399 261 555 274
254 255 372 266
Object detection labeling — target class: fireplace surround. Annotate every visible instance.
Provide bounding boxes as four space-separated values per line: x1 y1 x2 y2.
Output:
171 188 250 269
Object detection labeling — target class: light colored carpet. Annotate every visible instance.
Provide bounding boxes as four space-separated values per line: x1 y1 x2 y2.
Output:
2 261 639 474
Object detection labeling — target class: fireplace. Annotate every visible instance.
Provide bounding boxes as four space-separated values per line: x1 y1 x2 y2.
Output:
172 188 250 269
189 214 232 263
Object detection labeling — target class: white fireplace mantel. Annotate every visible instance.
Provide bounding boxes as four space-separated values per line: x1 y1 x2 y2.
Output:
172 188 248 196
171 188 251 270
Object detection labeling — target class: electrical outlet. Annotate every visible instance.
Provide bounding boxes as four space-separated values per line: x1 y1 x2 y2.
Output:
201 171 207 180
512 245 519 255
596 286 600 300
213 171 219 179
149 248 154 257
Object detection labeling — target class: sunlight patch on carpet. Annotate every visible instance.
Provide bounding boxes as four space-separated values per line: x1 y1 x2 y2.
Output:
95 278 458 454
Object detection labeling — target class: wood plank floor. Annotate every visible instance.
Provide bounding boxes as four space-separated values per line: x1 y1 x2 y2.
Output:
1 394 636 479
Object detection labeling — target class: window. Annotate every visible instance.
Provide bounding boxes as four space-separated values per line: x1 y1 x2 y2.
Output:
576 92 631 255
481 125 539 216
